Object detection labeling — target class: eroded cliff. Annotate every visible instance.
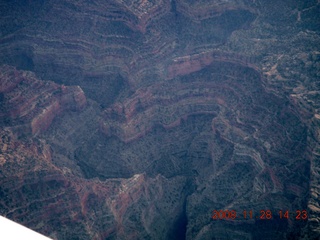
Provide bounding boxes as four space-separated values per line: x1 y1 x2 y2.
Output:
0 65 86 136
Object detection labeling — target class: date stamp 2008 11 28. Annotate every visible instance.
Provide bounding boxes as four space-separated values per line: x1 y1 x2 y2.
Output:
211 210 308 221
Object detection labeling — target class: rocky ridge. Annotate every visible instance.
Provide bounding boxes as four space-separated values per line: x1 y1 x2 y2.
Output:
0 65 86 136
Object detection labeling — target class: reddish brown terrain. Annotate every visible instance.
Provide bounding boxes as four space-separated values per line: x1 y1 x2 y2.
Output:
0 66 86 136
0 0 319 239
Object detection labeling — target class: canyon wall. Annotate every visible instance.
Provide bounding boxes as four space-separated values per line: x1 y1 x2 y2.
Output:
0 0 319 239
0 65 86 136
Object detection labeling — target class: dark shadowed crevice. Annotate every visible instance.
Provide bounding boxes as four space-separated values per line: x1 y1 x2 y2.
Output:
168 178 196 240
171 0 178 17
169 198 188 240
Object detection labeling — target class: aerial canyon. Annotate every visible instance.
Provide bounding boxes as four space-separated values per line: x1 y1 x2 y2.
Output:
0 0 319 239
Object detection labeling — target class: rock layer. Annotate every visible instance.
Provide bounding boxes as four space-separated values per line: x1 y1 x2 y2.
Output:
0 128 187 239
0 65 86 136
0 0 319 239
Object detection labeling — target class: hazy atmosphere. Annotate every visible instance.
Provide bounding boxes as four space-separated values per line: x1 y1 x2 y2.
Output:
0 0 319 239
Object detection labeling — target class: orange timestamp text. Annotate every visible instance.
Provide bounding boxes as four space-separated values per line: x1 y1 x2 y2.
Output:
211 210 308 220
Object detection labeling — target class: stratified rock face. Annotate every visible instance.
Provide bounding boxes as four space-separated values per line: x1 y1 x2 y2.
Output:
0 129 187 240
175 0 255 21
117 0 171 32
0 65 86 136
90 56 310 239
0 0 256 107
101 53 258 143
0 0 319 239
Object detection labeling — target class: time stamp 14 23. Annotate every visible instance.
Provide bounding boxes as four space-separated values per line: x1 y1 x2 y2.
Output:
211 210 308 220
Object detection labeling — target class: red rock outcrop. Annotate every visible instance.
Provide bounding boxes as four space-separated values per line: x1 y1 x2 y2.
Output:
100 52 259 142
0 128 187 239
0 65 86 136
167 50 258 79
